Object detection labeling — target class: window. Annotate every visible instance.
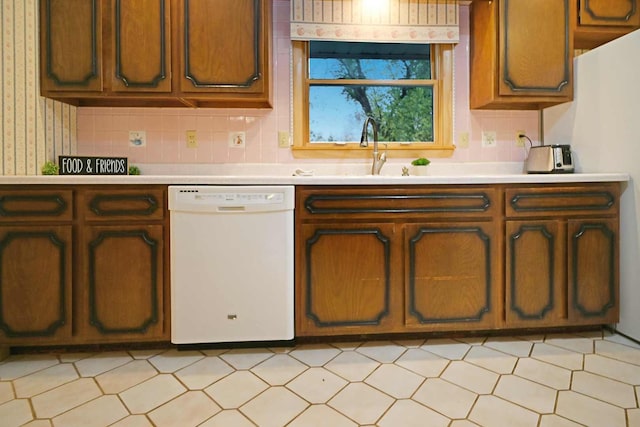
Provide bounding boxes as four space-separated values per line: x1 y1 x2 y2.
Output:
292 40 455 158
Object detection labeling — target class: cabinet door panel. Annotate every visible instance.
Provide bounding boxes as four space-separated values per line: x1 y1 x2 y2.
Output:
0 226 72 343
405 222 499 330
568 219 619 324
40 0 102 92
499 0 572 97
178 0 264 93
505 220 567 326
297 223 400 336
579 0 640 27
79 225 164 341
110 0 171 92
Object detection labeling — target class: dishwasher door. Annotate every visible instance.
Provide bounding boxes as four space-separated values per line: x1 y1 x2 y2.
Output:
168 185 294 344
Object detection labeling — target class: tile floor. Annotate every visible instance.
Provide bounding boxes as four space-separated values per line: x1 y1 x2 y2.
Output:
1 330 640 427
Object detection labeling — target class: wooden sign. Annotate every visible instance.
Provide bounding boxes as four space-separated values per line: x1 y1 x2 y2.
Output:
59 156 128 175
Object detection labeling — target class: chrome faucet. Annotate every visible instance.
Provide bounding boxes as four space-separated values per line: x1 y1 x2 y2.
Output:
360 116 387 175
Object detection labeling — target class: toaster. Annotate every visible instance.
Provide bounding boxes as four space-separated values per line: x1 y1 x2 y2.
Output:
525 145 574 174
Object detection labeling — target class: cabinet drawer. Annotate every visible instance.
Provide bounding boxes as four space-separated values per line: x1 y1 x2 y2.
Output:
0 190 73 222
578 0 640 27
82 188 165 221
297 186 498 220
505 184 620 218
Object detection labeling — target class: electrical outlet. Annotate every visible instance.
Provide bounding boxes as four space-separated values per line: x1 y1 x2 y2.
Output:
278 131 290 148
515 130 526 147
186 130 197 148
129 131 146 147
229 132 246 148
458 131 469 148
481 131 497 148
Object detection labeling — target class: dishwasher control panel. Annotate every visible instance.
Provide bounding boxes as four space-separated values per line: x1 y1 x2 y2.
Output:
169 185 295 213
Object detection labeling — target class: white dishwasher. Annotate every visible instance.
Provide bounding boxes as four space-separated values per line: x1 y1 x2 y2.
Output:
168 185 294 345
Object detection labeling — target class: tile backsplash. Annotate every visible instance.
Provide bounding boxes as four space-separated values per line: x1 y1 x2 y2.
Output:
2 1 538 175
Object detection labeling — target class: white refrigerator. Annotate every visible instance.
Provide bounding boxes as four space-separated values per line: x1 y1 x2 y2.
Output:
544 29 640 341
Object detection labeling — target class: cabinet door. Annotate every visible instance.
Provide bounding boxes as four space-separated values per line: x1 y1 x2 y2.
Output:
505 220 567 327
404 222 499 331
297 223 401 336
567 218 619 324
177 0 268 95
40 0 103 93
78 225 165 342
498 0 572 98
109 0 172 92
0 226 72 344
579 0 640 27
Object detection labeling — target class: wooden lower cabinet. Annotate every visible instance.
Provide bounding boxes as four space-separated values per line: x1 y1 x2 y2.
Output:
0 226 73 345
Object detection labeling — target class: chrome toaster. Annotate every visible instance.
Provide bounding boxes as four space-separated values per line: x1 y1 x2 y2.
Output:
525 145 574 174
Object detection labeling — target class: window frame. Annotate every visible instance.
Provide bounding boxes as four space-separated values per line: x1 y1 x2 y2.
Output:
292 41 455 159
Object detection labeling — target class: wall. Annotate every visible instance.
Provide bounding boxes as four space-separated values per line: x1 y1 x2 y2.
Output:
0 0 75 175
2 1 538 175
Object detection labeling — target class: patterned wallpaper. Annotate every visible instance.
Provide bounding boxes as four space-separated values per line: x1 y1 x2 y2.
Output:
1 0 75 176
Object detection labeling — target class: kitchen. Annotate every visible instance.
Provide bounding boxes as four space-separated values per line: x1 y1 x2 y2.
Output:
1 1 640 426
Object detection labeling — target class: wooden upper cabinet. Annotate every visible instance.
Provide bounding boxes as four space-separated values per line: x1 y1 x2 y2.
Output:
109 0 172 93
470 0 574 109
177 0 267 98
575 0 640 49
40 0 102 93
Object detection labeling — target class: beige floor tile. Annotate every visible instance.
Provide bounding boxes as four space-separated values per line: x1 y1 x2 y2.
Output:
494 374 557 414
596 339 640 366
325 351 380 382
364 363 424 398
250 353 307 385
378 399 450 427
584 354 640 384
13 363 78 398
604 333 640 349
463 345 518 374
328 382 394 425
174 357 234 390
331 341 362 351
199 409 255 427
95 360 157 394
469 395 539 427
74 352 132 377
538 414 583 427
22 420 53 427
392 338 425 348
628 408 640 426
0 381 14 404
31 378 102 418
289 344 341 366
514 358 572 390
200 349 229 357
571 371 637 408
456 337 486 345
412 377 477 419
356 340 407 363
288 404 358 427
421 338 471 360
483 336 533 357
148 390 221 427
51 395 128 427
148 349 203 373
240 386 309 427
531 343 584 370
395 348 450 377
58 353 93 363
545 334 595 354
441 360 499 394
556 390 626 427
218 348 274 369
449 420 480 427
119 374 186 414
0 399 33 427
286 367 348 403
110 415 154 427
0 354 59 380
204 370 268 409
127 349 165 359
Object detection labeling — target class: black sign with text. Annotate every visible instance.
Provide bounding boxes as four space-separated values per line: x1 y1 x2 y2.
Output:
59 156 128 175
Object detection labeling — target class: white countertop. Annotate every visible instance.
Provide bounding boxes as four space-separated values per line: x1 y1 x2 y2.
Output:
0 162 630 185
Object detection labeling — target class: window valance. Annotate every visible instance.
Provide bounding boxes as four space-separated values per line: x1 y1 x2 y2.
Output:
290 0 460 44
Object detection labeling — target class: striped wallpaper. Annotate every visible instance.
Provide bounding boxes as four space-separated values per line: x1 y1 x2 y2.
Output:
1 0 75 176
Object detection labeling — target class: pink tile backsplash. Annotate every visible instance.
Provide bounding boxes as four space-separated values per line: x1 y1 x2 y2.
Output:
75 2 538 165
